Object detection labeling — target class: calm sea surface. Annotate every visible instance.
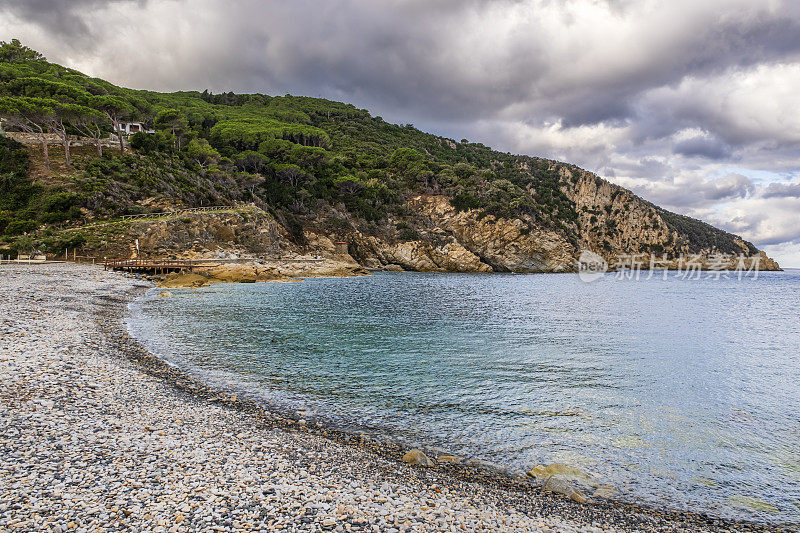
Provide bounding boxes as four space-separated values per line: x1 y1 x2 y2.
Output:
128 270 800 523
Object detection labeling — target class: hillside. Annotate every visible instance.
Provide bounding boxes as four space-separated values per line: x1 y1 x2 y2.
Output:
0 39 780 272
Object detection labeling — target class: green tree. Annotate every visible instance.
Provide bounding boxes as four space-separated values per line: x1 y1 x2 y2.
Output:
52 102 103 167
3 76 87 102
276 164 309 188
72 107 109 157
155 108 189 149
0 96 56 169
389 147 424 174
0 39 44 62
185 139 220 168
91 95 134 154
333 175 363 195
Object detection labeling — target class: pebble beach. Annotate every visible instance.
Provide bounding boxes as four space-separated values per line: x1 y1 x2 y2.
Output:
0 263 788 532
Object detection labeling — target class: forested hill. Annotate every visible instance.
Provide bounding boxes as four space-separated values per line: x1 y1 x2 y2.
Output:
0 40 780 271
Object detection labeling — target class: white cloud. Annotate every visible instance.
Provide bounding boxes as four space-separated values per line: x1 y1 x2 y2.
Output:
762 242 800 269
639 63 800 147
708 197 800 246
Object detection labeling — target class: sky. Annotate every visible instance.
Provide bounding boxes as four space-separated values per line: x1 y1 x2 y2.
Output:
2 0 799 266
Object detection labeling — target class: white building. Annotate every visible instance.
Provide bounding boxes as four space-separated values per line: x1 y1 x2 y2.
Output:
117 122 155 135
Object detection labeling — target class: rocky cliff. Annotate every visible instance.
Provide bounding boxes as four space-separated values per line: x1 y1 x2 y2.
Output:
77 187 780 273
345 195 575 272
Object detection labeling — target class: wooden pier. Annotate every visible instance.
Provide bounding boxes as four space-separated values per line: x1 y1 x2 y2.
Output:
104 259 196 275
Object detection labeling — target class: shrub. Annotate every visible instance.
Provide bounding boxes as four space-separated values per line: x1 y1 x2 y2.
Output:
4 219 37 235
450 192 482 212
9 235 34 253
398 227 420 241
59 233 86 249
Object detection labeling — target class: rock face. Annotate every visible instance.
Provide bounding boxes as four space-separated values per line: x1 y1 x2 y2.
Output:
347 195 576 273
562 167 685 259
410 196 575 272
134 209 285 259
560 166 780 270
324 191 779 273
81 186 779 273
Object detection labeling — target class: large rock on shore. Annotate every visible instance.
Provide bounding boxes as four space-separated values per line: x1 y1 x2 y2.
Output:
157 260 364 288
542 476 588 504
202 264 287 283
529 462 607 504
402 449 435 467
527 463 594 484
159 272 211 288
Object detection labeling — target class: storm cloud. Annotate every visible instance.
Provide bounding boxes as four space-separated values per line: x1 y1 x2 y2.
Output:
2 0 799 264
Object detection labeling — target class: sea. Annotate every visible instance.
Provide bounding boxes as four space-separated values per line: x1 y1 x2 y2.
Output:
128 269 800 524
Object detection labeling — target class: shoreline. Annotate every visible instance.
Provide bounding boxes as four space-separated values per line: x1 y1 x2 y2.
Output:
1 263 792 532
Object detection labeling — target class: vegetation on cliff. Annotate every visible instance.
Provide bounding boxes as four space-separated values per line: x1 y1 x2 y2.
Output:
0 39 768 267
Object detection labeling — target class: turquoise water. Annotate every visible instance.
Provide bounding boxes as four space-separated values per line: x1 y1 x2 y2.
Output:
128 270 800 524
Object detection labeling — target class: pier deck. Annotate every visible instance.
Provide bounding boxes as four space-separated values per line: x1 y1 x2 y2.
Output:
104 259 195 274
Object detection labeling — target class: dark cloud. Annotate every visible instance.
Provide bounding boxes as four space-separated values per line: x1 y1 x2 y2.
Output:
4 0 800 128
625 173 754 210
762 181 800 198
2 0 800 263
673 136 732 160
704 173 755 201
1 0 147 43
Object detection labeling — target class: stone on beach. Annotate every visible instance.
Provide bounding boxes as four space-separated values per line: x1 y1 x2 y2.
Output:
542 475 588 504
402 449 435 466
528 463 593 482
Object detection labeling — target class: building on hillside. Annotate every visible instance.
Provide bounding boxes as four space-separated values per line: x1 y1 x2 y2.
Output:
116 122 155 135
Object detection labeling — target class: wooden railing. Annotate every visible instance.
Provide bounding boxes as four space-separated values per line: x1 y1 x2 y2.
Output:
121 206 232 219
104 259 196 273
